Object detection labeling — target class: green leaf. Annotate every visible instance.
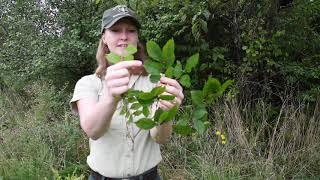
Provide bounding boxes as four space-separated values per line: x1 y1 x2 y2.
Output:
154 108 164 122
128 97 136 103
173 124 194 136
185 53 199 73
203 77 221 97
151 86 166 97
142 106 150 117
193 107 207 120
137 96 154 105
162 39 175 67
159 95 175 100
167 106 178 121
125 44 137 55
221 80 233 92
130 103 142 110
124 55 134 61
106 52 121 64
138 92 154 100
194 120 206 134
144 60 162 75
180 74 191 88
173 61 183 79
146 41 163 62
191 90 204 106
149 74 161 83
159 111 169 124
133 111 142 116
165 66 174 78
135 118 156 130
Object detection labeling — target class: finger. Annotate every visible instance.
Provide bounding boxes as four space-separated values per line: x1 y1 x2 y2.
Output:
106 76 130 88
109 86 129 96
159 103 170 111
105 69 129 80
160 77 183 90
107 60 142 71
165 85 184 100
159 99 175 110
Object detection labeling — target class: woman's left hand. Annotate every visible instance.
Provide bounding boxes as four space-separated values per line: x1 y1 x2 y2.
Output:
158 77 184 111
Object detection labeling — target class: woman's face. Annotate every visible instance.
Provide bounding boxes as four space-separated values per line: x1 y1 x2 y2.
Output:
102 19 139 57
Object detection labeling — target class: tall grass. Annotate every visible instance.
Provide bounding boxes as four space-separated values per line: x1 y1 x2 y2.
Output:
0 82 319 179
0 83 88 179
160 98 320 179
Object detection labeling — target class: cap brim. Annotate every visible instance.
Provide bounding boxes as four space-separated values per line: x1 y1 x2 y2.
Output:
102 15 140 33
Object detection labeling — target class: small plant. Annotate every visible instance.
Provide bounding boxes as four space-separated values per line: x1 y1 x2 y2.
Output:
106 39 233 136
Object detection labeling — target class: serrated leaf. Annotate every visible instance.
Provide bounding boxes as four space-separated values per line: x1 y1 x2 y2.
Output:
173 124 194 136
151 86 166 97
126 89 141 96
146 41 163 61
185 53 199 73
193 107 207 120
124 55 134 61
144 60 162 75
194 120 206 134
125 44 137 55
138 92 154 100
130 103 142 110
106 52 121 64
162 39 175 67
203 77 221 97
165 66 174 78
142 106 150 117
159 95 175 101
159 111 169 124
154 108 164 122
180 74 191 88
135 118 156 130
137 97 154 106
191 90 204 106
173 61 183 79
149 74 161 83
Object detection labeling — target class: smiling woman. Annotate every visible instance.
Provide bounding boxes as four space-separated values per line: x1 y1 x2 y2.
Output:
69 4 184 180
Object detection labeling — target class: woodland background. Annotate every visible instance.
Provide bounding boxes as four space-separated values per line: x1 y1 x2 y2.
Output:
0 0 319 179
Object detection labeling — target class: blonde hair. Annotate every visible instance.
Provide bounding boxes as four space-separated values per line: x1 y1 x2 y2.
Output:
94 38 147 78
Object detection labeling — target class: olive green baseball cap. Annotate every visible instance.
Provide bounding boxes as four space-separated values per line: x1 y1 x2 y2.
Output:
101 5 141 33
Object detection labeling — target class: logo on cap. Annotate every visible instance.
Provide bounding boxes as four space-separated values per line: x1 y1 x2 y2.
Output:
115 5 129 13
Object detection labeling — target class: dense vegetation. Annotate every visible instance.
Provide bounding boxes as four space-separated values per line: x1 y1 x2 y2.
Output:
0 0 319 179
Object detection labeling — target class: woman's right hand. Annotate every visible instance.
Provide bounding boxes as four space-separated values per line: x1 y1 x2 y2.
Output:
105 60 142 100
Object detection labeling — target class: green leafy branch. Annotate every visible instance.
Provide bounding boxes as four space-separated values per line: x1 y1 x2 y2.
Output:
105 39 233 136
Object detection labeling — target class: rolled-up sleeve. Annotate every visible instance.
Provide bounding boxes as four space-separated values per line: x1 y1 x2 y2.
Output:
70 75 101 114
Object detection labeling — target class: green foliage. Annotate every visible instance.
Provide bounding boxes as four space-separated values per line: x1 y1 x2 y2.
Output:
106 39 232 135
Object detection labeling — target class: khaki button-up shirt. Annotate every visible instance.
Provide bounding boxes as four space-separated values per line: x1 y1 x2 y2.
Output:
70 74 162 178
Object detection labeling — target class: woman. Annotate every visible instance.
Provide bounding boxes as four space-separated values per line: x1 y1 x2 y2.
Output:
70 5 184 180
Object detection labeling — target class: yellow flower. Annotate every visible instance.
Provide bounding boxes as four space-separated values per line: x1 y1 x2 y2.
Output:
215 131 221 135
221 134 226 140
221 140 226 144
